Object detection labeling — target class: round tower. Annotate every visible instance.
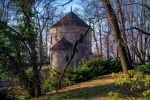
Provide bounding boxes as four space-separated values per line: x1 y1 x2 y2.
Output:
50 12 92 68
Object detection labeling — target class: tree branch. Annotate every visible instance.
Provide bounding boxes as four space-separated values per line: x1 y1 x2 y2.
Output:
58 27 91 89
0 21 32 56
121 3 150 10
124 27 150 35
58 0 73 6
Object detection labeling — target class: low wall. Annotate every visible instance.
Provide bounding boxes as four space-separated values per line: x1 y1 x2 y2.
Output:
0 80 11 87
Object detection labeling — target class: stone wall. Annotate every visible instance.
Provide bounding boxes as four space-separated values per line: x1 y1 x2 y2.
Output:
50 26 92 67
51 50 77 68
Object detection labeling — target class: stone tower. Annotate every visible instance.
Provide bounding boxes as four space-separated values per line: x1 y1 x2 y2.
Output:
50 11 92 68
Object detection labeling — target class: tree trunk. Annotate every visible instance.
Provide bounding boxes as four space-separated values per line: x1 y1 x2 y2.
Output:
18 70 41 97
115 0 132 64
95 2 103 57
32 74 41 97
102 0 130 73
92 22 101 57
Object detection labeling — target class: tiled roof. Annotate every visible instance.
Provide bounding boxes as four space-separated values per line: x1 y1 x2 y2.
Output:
50 37 73 50
51 12 90 27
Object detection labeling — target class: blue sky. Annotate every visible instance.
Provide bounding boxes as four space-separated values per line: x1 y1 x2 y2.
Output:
55 0 82 12
64 0 81 12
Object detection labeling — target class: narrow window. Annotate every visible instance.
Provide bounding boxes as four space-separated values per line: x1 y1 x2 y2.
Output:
80 34 83 43
55 32 58 41
66 55 69 61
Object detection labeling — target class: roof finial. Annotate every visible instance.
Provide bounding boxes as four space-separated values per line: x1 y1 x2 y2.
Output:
71 6 72 12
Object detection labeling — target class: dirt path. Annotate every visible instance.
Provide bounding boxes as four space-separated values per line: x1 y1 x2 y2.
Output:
46 74 115 95
34 74 150 100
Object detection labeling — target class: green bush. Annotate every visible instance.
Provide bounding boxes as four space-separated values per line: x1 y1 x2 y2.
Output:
0 69 10 80
69 58 121 83
136 64 150 74
69 65 93 82
112 70 150 97
41 68 59 94
41 58 122 93
41 68 73 94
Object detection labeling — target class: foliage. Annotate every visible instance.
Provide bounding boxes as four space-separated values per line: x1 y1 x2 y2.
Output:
108 92 123 100
0 0 42 97
0 89 17 100
41 58 121 93
41 68 72 94
37 73 150 100
143 90 150 97
15 89 31 100
41 68 58 94
136 64 150 74
0 85 27 100
69 58 121 83
111 70 150 97
0 72 10 80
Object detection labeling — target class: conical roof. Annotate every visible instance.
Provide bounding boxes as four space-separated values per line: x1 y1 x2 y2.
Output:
51 12 90 28
50 37 73 50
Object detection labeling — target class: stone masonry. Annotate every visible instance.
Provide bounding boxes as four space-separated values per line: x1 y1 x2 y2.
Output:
50 11 92 68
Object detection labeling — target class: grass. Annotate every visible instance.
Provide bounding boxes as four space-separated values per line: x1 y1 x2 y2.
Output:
33 74 150 100
50 83 117 100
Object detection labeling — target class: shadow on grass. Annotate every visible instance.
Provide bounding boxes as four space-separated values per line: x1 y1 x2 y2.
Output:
91 74 113 80
48 83 118 99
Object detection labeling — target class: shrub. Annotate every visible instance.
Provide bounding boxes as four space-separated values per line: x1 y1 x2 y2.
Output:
69 65 93 82
0 90 16 100
136 64 150 74
41 58 122 93
108 91 123 100
112 70 150 97
41 68 59 94
107 59 122 73
41 68 72 94
0 86 27 100
69 58 121 83
0 68 11 80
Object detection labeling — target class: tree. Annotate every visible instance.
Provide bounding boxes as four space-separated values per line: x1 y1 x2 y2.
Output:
0 0 57 97
102 0 130 74
0 0 42 96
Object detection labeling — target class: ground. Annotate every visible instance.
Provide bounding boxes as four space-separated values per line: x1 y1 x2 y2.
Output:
34 74 150 100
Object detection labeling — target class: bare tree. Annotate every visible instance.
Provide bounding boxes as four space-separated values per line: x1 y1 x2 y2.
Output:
102 0 130 73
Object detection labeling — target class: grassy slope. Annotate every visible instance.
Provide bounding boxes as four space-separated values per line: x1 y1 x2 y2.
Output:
34 74 150 100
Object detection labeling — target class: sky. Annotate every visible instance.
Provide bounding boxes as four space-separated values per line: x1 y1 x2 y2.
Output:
55 0 82 12
64 0 81 12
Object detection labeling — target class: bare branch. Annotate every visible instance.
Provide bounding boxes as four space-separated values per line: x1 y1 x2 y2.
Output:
58 27 91 88
124 27 150 35
121 3 150 10
58 0 73 6
131 3 150 10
